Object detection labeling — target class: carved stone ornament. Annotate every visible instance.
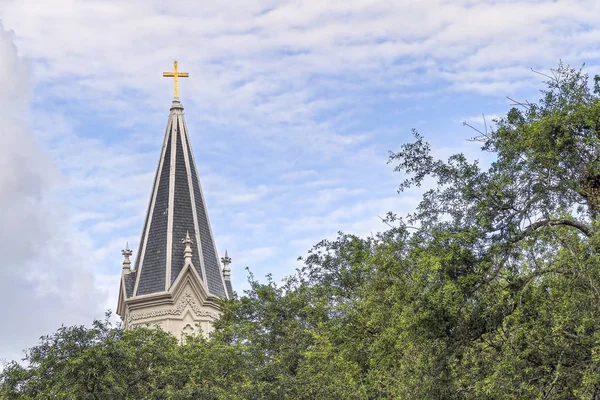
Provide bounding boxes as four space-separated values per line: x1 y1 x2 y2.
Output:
182 323 195 334
129 291 219 322
124 309 132 327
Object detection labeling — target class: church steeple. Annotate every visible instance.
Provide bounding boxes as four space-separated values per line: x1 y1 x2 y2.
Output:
129 97 229 298
117 63 231 338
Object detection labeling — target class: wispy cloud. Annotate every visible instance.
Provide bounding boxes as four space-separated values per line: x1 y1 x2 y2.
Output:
0 22 107 363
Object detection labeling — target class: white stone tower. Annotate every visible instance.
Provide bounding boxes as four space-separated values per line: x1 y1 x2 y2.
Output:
116 64 233 338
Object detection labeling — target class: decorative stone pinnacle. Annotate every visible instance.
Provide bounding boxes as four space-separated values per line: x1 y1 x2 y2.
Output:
221 250 232 279
183 231 193 265
122 242 133 271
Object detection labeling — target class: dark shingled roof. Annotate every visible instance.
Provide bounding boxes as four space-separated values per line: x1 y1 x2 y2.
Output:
132 99 229 298
124 272 136 298
225 279 234 298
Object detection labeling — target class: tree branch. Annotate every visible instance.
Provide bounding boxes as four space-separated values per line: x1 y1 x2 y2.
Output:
524 218 591 237
463 120 486 140
531 67 555 82
506 96 533 109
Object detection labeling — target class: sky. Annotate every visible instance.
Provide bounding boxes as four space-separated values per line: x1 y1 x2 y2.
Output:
0 0 599 363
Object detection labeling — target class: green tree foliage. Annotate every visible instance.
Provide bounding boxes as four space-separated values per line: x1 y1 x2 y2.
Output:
0 314 252 399
0 314 180 399
384 63 600 398
2 63 600 399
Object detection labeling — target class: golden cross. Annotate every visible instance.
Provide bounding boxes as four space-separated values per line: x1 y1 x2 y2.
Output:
163 61 189 98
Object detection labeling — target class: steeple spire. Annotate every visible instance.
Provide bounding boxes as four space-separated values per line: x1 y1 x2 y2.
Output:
117 65 232 339
130 93 229 299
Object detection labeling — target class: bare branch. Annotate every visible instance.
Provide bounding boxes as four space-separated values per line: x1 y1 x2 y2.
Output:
482 113 488 136
524 218 591 237
463 113 496 143
377 215 419 230
462 121 486 140
377 215 395 229
531 67 555 82
507 96 533 109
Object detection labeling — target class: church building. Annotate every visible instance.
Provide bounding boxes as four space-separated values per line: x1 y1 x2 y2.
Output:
116 62 233 339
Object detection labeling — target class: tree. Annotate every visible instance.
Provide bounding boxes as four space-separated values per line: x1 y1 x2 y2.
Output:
385 63 600 398
0 313 180 399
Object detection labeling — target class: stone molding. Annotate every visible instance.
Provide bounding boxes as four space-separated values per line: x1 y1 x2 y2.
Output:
128 291 219 324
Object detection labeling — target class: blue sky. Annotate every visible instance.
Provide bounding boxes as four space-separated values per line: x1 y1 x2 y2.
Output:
1 0 599 362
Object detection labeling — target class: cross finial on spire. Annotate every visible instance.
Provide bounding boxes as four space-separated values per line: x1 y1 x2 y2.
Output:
163 61 189 98
122 242 133 272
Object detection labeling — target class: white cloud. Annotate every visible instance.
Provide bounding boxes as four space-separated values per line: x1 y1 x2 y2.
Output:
0 21 107 363
2 0 598 116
